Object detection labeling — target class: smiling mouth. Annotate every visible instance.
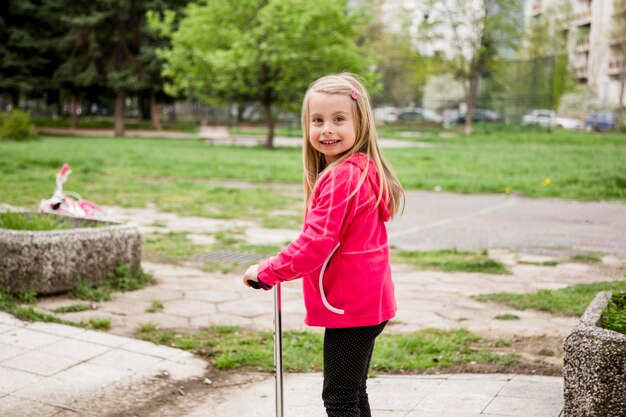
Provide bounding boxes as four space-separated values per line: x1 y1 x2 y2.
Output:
320 139 340 145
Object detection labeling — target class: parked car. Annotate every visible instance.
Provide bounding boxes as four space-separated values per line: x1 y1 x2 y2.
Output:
522 109 555 128
586 111 617 132
397 107 442 123
522 109 584 130
456 108 503 123
373 106 399 122
555 116 585 130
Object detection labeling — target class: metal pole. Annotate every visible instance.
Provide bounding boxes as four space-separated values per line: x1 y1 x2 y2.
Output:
274 283 284 417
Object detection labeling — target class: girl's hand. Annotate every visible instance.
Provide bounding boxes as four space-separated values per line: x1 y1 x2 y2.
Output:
242 264 260 288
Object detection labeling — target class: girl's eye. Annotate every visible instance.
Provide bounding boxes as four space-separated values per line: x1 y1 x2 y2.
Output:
335 117 345 122
312 118 322 124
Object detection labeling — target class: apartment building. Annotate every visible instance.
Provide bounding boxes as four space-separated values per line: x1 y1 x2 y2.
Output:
526 0 626 107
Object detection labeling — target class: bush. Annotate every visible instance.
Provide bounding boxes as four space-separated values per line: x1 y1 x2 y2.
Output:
0 110 37 140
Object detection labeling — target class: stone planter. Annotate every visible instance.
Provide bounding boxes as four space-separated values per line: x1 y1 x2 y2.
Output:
0 212 141 294
563 291 626 417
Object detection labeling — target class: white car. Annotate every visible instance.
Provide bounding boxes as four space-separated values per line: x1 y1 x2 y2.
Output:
522 109 584 130
374 107 400 122
522 109 556 128
554 116 585 130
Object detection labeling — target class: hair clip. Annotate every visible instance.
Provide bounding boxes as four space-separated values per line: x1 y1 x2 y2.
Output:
350 91 358 100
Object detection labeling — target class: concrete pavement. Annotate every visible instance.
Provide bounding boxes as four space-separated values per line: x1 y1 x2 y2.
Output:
0 312 206 416
0 311 564 417
388 191 626 258
4 189 626 415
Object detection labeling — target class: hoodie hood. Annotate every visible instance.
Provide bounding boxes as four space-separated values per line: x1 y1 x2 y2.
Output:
346 153 391 222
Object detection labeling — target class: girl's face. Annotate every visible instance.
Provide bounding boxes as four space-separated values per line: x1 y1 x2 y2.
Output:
308 92 357 164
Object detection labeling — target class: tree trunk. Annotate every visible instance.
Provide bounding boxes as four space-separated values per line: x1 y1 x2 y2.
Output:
70 93 78 129
262 101 274 149
114 90 125 137
150 92 162 131
10 91 19 109
465 56 480 136
618 61 626 131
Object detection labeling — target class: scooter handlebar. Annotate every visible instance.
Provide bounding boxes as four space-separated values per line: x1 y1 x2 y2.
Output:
246 280 261 290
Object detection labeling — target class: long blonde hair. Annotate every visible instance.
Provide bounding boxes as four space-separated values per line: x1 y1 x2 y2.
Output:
301 73 404 218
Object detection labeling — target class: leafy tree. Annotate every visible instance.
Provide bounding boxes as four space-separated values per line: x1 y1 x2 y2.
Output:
45 0 187 134
151 0 374 148
418 0 522 134
521 0 576 110
0 0 56 108
361 2 434 107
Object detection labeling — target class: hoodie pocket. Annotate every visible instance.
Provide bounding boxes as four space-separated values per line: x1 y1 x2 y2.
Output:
319 242 344 315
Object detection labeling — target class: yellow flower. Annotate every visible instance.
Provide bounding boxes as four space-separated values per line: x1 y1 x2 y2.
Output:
504 187 512 194
541 178 551 187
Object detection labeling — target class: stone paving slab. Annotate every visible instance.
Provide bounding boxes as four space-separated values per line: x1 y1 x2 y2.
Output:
171 373 563 417
0 312 207 416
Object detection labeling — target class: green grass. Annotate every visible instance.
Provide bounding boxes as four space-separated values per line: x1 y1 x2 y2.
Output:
143 231 282 270
495 313 520 320
88 317 111 330
0 130 623 226
473 280 626 317
137 325 517 373
384 129 626 201
602 292 626 335
32 117 199 133
570 252 604 264
0 286 78 326
393 249 509 274
146 299 164 313
137 322 158 333
52 303 92 314
143 232 208 260
71 263 155 301
0 212 76 231
518 260 559 267
229 126 302 138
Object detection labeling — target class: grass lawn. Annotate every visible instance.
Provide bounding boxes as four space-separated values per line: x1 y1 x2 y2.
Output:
0 129 624 224
136 324 517 374
392 249 509 274
473 280 626 317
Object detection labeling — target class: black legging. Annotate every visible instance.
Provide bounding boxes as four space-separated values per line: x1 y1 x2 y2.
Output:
322 321 387 417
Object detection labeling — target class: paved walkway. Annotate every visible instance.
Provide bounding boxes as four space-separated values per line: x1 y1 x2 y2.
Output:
0 312 206 416
173 373 564 417
0 311 564 417
4 190 626 415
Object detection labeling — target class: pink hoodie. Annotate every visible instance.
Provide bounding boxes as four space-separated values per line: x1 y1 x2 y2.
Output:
257 152 396 328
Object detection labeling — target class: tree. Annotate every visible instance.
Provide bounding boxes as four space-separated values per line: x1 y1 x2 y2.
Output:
418 0 522 134
522 0 576 110
361 1 435 107
45 0 187 134
151 0 373 148
0 0 55 108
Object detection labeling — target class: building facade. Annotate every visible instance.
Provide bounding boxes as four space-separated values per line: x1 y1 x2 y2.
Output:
526 0 626 107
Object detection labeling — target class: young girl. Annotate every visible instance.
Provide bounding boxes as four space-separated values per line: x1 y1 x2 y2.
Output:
242 72 404 417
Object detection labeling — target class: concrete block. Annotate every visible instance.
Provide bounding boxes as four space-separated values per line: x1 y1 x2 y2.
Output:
0 212 141 294
563 291 626 417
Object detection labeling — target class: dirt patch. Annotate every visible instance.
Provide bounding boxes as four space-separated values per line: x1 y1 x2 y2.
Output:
105 372 268 417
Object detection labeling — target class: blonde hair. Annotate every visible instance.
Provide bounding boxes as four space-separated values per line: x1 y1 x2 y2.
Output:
301 72 404 218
